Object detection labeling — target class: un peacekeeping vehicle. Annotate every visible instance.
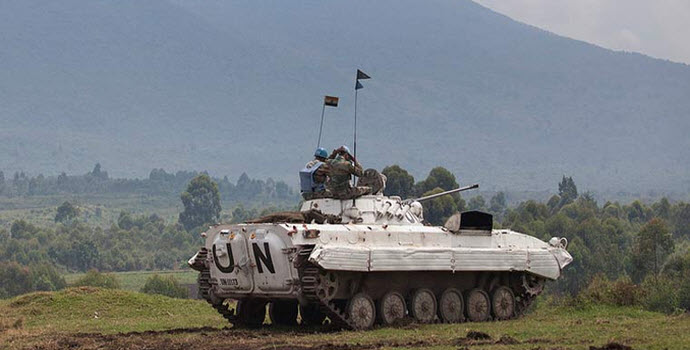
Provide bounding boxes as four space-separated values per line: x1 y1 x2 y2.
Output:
189 181 573 330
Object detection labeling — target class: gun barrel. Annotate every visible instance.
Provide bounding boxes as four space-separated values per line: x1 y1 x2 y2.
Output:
414 184 479 202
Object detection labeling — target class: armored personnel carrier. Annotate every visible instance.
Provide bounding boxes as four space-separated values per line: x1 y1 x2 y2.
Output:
189 184 572 330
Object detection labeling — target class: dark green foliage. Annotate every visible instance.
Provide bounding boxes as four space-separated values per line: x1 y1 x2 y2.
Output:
558 176 578 207
631 218 674 282
0 262 65 298
641 275 679 314
55 201 79 223
1 217 199 273
467 196 486 211
30 263 67 292
580 275 642 307
421 188 457 226
671 202 690 238
72 270 120 289
230 205 259 224
382 165 415 199
489 192 507 214
0 262 33 298
179 174 221 231
10 220 40 240
140 274 188 298
414 167 458 196
679 273 690 311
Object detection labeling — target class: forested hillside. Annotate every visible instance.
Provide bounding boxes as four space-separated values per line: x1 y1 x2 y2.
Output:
1 0 689 192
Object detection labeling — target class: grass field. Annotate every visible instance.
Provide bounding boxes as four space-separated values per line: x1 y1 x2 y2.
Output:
63 270 199 292
0 287 688 350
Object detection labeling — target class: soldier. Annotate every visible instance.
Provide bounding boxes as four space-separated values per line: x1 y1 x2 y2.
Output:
327 146 370 199
300 147 331 199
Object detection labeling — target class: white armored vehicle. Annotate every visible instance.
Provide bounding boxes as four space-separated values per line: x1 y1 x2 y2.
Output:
189 184 572 330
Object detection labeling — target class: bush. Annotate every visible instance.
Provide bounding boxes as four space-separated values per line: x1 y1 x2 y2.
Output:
580 274 614 305
30 263 67 292
0 262 33 298
0 262 65 298
140 274 188 299
580 274 642 307
641 275 680 314
610 276 643 306
72 270 120 289
679 273 690 311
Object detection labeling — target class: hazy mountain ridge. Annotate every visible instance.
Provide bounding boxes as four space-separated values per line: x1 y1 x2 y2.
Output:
1 0 689 193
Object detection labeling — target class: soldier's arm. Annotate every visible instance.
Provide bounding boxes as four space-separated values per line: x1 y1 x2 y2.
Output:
351 161 363 177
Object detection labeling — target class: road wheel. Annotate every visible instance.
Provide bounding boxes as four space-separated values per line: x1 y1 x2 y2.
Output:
377 291 406 326
236 300 267 328
299 303 326 326
491 286 516 320
316 271 340 301
347 292 376 330
410 289 437 324
438 288 464 323
465 288 490 322
269 300 298 326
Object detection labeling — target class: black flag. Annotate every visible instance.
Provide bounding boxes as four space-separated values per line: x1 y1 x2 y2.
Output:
355 69 370 90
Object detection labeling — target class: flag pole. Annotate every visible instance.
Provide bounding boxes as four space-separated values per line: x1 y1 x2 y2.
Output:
353 88 358 162
352 81 358 203
317 102 326 148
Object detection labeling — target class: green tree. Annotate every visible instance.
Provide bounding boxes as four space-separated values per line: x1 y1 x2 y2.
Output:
414 167 458 196
489 192 507 213
652 197 671 219
30 263 67 292
631 218 675 282
467 195 486 211
179 174 221 231
10 220 40 239
671 202 690 238
0 262 33 298
140 274 188 298
382 165 415 198
55 201 79 223
558 176 578 207
421 187 457 226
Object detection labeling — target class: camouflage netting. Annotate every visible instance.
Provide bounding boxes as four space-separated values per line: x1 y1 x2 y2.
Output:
245 209 342 224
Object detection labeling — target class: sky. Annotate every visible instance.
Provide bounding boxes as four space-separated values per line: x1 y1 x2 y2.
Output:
473 0 690 65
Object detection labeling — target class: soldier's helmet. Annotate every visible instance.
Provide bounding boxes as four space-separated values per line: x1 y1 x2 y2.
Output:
339 145 352 156
314 147 328 159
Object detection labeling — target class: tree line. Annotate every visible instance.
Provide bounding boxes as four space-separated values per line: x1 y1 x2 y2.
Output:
0 164 297 204
1 165 689 313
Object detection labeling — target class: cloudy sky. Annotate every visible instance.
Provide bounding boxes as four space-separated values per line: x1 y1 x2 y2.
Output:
474 0 690 65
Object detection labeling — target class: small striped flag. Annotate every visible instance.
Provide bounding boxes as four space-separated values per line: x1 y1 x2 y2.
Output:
324 95 339 107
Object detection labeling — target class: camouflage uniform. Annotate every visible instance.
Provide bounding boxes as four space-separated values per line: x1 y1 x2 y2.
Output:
302 158 331 200
327 156 370 199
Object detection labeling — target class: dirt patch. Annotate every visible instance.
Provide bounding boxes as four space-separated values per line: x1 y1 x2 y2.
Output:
589 343 633 350
466 331 491 340
496 335 519 344
456 330 493 346
24 328 438 350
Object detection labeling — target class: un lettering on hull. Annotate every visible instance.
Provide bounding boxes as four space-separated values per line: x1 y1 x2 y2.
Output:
211 227 297 295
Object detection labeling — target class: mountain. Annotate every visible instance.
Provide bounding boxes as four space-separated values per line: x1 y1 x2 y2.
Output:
1 0 689 192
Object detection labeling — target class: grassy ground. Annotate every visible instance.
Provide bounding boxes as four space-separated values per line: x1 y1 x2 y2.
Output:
0 288 688 350
63 270 198 292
